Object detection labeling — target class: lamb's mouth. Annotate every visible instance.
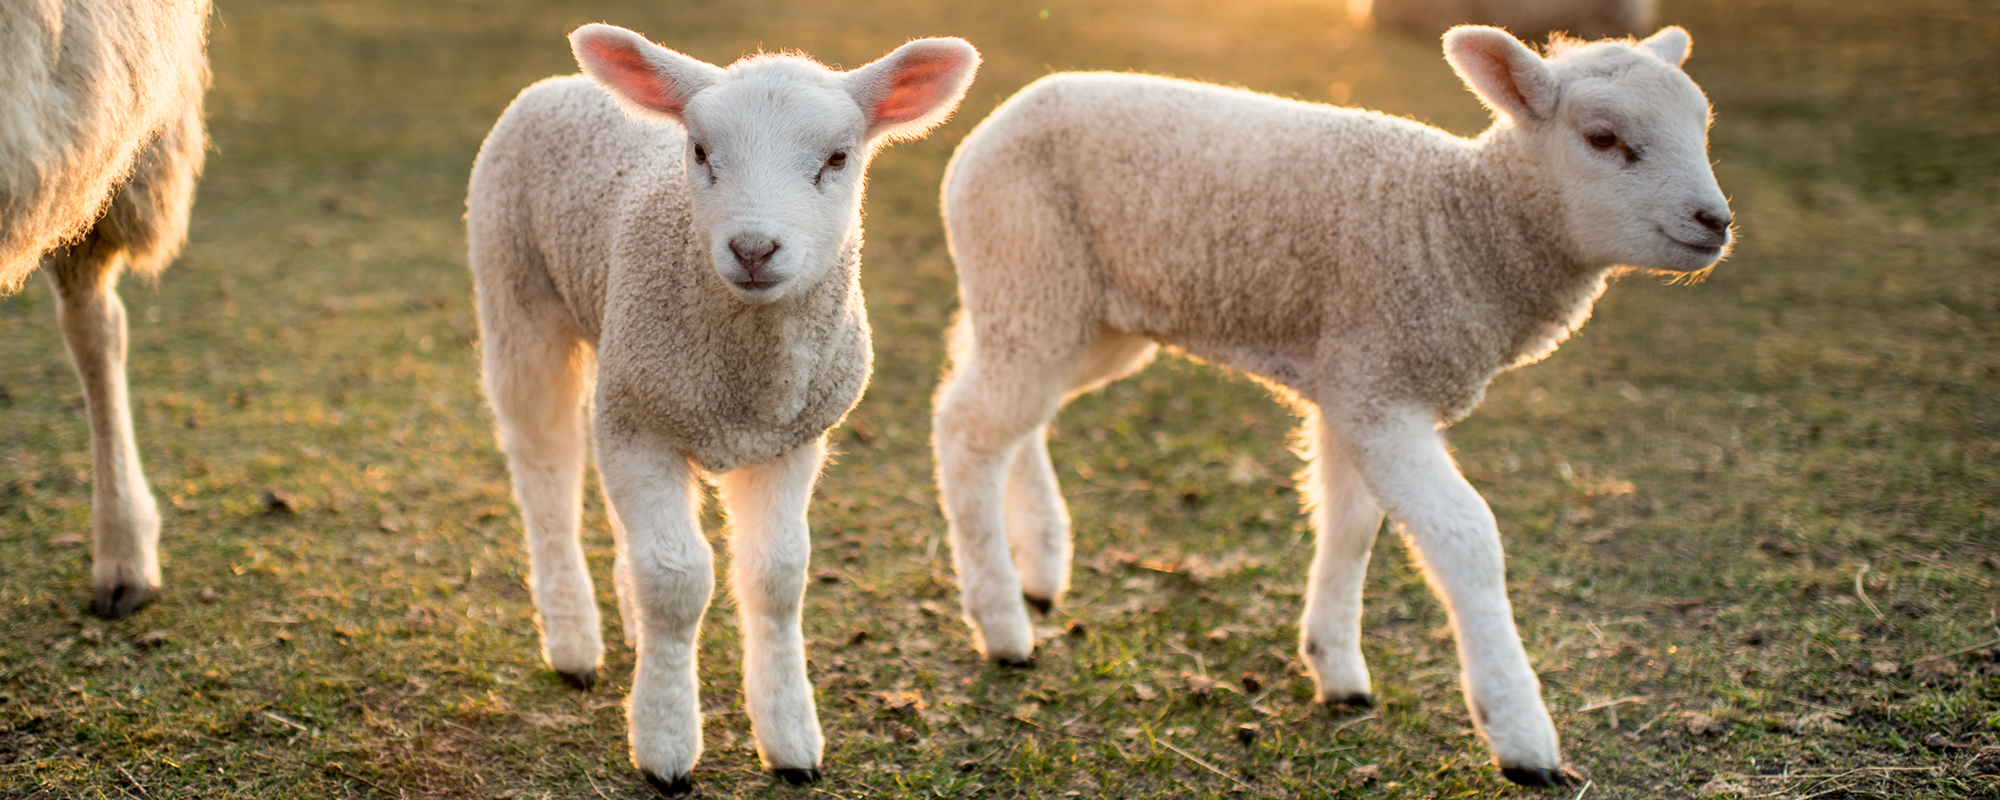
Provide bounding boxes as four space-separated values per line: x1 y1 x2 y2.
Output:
733 279 780 291
1658 227 1725 256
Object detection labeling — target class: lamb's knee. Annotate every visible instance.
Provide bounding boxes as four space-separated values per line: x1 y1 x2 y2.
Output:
628 548 716 631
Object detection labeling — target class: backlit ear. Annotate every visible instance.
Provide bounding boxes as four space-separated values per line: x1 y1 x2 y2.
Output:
1443 26 1558 123
843 37 981 143
570 24 724 121
1638 26 1691 68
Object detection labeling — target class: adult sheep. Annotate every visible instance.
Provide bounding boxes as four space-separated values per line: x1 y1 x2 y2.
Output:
1 0 209 619
933 26 1729 785
467 24 978 794
1353 0 1656 41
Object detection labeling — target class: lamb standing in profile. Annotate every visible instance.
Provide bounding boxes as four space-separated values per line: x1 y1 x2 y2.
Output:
466 24 978 794
934 26 1729 785
1352 0 1656 41
1 0 209 619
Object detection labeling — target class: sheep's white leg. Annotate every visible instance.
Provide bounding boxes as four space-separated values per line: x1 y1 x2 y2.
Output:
598 436 711 791
46 263 160 619
604 486 641 649
1003 430 1069 613
934 355 1072 664
486 321 601 688
1297 411 1386 706
717 440 825 781
1337 406 1562 780
1005 332 1159 614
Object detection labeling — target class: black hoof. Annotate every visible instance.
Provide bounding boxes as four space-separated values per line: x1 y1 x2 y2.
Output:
995 655 1036 670
643 771 694 797
92 582 154 620
1499 764 1581 787
772 767 821 786
1022 594 1053 615
558 668 596 691
1328 693 1375 709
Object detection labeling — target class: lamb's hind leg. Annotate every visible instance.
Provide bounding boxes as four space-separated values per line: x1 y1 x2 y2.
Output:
934 324 1084 664
484 306 601 689
1297 411 1386 707
1334 406 1566 785
1007 332 1158 614
718 439 826 783
46 240 160 619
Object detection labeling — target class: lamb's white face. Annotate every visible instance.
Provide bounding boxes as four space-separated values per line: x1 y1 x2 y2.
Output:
1446 26 1732 274
680 74 868 301
1543 43 1731 272
569 25 980 302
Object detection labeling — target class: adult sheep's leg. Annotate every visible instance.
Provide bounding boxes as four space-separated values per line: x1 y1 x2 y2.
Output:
1334 406 1567 785
598 436 711 794
717 439 826 783
1006 332 1160 613
482 301 602 689
45 242 160 619
1297 411 1386 707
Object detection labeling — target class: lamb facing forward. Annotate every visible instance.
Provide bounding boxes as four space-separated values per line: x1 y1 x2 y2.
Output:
466 25 977 794
1 0 209 618
934 26 1728 785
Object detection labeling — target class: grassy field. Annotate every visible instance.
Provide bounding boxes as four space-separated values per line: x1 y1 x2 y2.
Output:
3 0 1997 797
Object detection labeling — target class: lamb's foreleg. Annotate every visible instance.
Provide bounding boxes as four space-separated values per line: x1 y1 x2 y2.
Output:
1338 407 1566 785
718 440 825 784
1297 412 1386 707
46 252 160 619
599 437 711 794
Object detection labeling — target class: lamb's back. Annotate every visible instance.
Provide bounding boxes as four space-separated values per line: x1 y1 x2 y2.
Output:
951 73 1480 372
469 76 692 343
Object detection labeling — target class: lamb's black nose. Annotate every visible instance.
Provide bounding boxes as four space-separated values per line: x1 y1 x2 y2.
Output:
730 233 779 271
1693 208 1731 236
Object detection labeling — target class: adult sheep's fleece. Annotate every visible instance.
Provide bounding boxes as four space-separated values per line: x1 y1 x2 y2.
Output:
0 0 209 294
934 26 1728 787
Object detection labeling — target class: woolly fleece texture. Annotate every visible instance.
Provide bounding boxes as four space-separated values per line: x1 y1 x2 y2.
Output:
0 0 209 294
932 26 1727 786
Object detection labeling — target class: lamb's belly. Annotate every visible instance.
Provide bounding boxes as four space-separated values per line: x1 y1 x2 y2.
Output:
1172 338 1318 395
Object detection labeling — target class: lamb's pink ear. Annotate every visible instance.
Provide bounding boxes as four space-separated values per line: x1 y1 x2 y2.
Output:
844 37 981 143
570 24 723 121
1443 26 1558 123
1638 26 1691 67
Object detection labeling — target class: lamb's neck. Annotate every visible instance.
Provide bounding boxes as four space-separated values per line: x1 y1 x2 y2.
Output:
1456 127 1612 371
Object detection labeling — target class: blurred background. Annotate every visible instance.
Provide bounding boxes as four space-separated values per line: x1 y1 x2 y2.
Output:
1 0 1996 797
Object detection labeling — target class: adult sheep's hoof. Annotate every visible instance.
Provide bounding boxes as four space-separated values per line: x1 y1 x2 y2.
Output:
1326 692 1376 709
994 655 1036 670
558 668 596 691
92 582 154 620
772 767 821 786
643 771 694 797
1022 594 1054 615
1499 764 1581 787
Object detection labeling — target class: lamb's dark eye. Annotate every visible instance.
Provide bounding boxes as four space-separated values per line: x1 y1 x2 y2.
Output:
825 151 847 170
692 143 708 164
1585 130 1620 150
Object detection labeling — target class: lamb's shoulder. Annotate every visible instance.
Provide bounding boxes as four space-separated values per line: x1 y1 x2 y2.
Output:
482 76 694 341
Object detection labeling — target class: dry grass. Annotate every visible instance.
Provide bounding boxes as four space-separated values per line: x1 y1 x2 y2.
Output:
2 0 1996 797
